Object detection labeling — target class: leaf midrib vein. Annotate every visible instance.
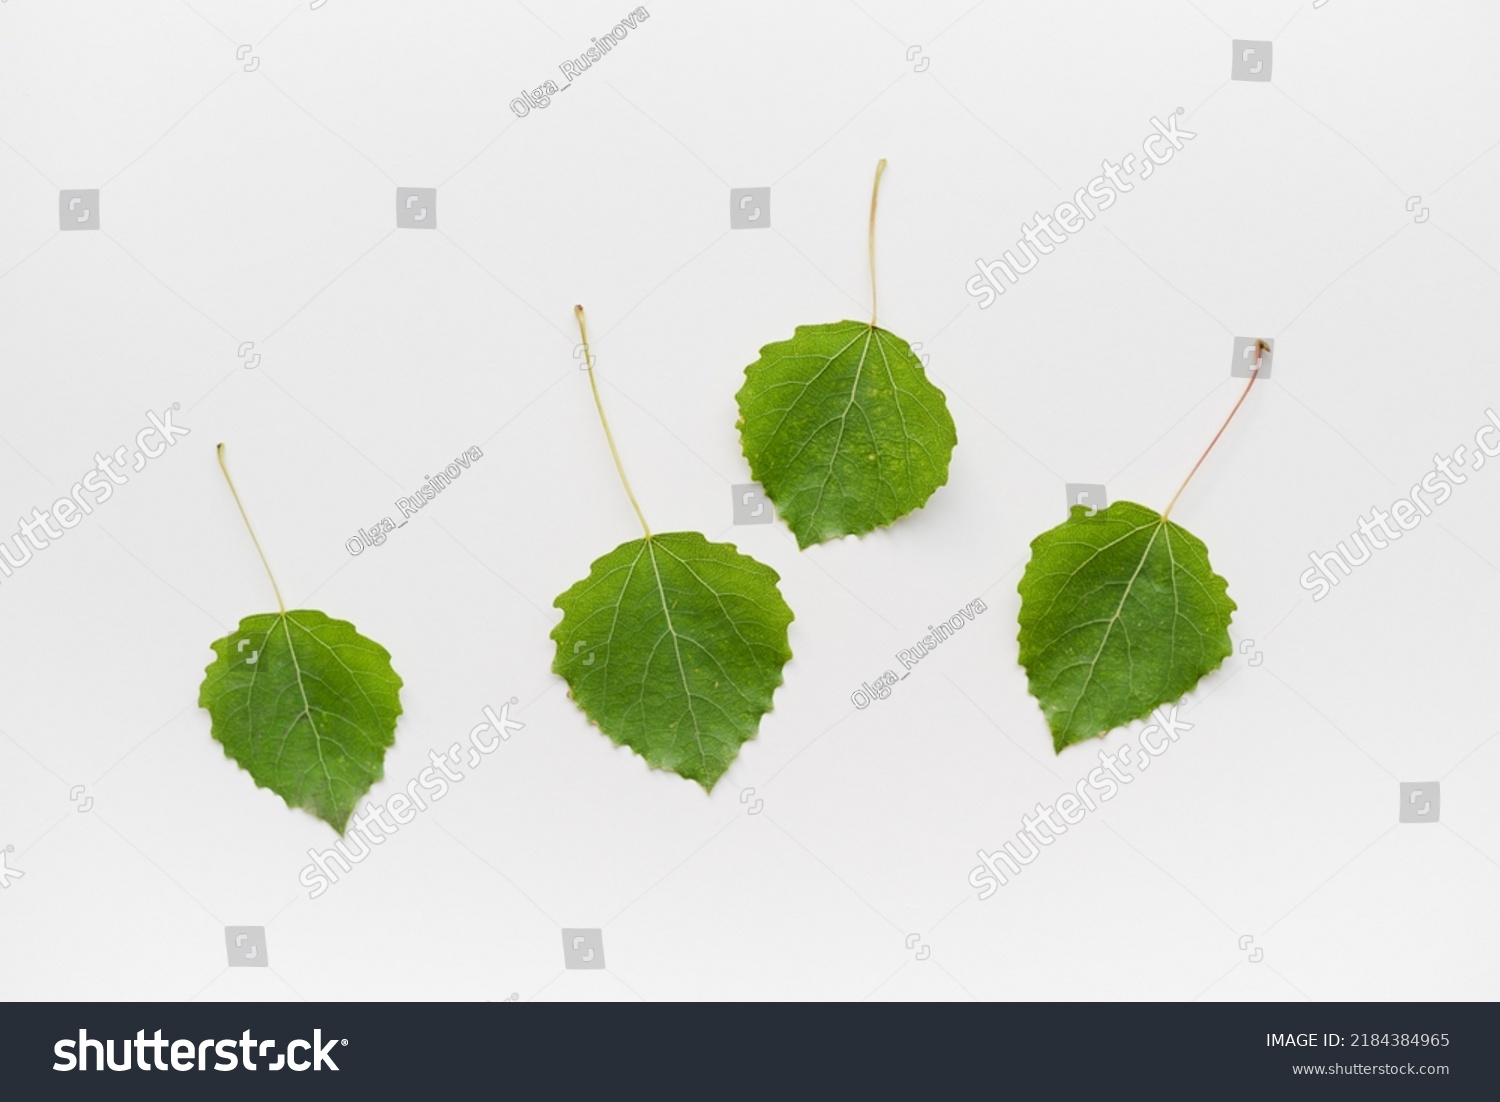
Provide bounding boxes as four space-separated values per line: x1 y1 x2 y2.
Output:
1059 520 1164 732
275 612 338 817
646 540 708 773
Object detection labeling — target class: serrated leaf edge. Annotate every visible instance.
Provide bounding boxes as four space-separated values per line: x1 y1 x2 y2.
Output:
736 320 957 549
549 532 795 791
1015 502 1236 753
199 609 404 832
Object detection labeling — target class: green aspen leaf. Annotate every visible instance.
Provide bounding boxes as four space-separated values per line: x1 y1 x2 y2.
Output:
736 320 957 548
1017 501 1235 752
199 610 404 832
551 531 794 790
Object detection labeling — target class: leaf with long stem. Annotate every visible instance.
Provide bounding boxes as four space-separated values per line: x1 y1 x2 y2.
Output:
199 445 404 831
552 308 795 790
736 161 958 548
1017 363 1260 750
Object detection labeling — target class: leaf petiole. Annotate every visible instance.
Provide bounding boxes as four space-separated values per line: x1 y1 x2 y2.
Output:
216 443 287 615
574 305 652 539
1160 341 1263 522
868 158 888 328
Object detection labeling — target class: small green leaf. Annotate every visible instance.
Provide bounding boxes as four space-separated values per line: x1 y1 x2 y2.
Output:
199 610 403 832
1017 501 1235 752
736 320 957 548
552 531 794 790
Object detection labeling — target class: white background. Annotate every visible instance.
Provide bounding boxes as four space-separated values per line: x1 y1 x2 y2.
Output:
2 0 1498 1002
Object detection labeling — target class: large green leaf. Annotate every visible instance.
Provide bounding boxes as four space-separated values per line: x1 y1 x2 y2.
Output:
1017 501 1235 752
199 610 403 832
736 320 957 548
551 531 794 790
